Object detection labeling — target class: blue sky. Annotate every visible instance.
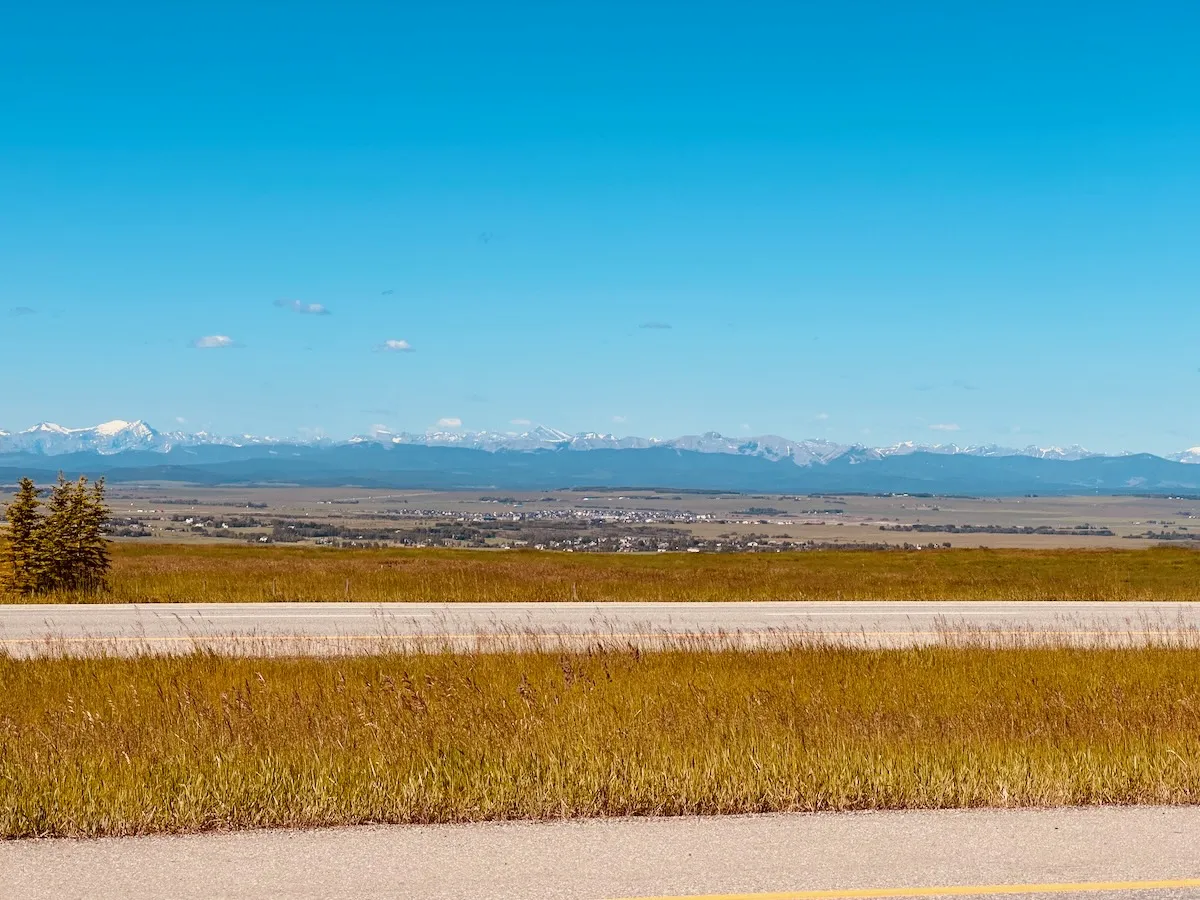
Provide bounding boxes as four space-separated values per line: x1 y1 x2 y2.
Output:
3 2 1199 453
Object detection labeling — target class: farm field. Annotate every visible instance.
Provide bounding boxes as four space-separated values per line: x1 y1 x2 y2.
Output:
4 641 1200 837
6 542 1200 603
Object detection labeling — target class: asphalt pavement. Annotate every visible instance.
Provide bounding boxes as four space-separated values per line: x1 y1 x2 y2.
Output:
2 600 1199 654
4 807 1199 900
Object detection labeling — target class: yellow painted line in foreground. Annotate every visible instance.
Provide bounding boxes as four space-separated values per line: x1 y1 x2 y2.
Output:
0 629 1185 646
618 877 1200 899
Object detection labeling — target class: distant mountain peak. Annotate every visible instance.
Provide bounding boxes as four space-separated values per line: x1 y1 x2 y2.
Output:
4 419 184 455
23 422 72 435
93 419 155 437
527 425 573 441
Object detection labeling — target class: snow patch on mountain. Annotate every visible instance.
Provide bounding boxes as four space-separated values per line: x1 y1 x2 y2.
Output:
94 419 147 437
1170 447 1200 464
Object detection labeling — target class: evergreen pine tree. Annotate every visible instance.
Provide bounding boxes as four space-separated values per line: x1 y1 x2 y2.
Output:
37 473 75 592
2 478 43 595
80 477 111 591
64 475 93 590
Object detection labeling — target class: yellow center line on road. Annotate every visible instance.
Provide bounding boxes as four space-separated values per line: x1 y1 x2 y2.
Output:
0 629 1186 645
617 877 1200 899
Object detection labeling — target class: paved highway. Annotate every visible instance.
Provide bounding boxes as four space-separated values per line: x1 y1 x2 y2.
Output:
2 600 1199 654
4 807 1199 899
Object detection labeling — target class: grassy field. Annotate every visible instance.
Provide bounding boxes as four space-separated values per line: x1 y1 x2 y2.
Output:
3 641 1199 837
5 542 1200 603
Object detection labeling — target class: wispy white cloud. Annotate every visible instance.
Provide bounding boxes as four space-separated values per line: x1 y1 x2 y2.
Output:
929 423 961 432
510 418 532 426
612 415 627 424
275 299 330 315
378 339 414 352
437 417 462 428
175 416 187 425
193 335 236 349
815 412 829 421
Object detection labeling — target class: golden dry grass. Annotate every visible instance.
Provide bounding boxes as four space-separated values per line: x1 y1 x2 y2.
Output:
3 641 1200 837
5 542 1200 603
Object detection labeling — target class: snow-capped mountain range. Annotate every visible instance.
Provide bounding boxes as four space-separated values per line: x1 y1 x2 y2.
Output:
3 419 1198 465
0 421 268 456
